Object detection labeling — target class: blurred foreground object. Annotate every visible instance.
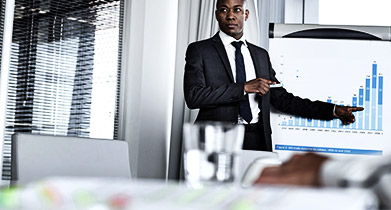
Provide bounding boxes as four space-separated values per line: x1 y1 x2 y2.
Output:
256 153 391 208
0 177 377 209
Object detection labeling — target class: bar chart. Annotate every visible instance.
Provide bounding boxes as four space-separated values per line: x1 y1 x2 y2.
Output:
279 63 383 132
269 38 390 158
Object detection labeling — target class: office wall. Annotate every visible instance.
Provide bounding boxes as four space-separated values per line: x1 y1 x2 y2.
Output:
119 0 178 179
284 0 319 24
257 0 285 50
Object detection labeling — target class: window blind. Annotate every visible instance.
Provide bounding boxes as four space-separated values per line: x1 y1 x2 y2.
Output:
0 0 5 72
2 0 124 180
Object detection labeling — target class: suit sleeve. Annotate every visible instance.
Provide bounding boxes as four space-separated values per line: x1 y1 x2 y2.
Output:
183 43 245 109
266 53 335 120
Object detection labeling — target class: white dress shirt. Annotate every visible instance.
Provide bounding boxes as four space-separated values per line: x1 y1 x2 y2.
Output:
219 31 260 124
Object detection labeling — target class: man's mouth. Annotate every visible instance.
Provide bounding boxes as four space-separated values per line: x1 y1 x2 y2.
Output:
227 24 237 29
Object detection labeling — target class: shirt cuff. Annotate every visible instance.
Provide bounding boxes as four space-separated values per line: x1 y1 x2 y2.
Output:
320 156 391 187
320 159 350 187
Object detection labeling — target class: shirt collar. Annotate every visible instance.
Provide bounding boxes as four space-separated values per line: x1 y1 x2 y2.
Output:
219 30 248 48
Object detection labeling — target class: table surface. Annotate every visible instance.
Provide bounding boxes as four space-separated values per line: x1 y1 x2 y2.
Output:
0 177 378 210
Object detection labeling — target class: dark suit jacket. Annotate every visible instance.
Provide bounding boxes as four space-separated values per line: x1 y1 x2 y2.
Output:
183 32 335 151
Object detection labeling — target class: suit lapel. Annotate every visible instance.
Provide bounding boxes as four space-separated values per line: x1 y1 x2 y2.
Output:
247 42 265 105
212 33 234 82
247 42 263 78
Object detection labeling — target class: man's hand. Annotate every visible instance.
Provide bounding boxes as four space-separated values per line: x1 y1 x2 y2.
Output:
334 105 364 125
255 153 329 186
244 78 275 96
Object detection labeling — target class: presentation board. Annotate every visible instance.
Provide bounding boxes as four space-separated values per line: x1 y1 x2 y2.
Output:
269 38 390 160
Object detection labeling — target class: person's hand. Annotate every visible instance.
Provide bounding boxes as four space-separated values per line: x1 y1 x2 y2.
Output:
334 105 364 125
244 78 275 96
255 153 329 186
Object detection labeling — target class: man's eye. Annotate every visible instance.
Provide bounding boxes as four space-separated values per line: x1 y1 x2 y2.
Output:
220 8 228 13
234 8 242 12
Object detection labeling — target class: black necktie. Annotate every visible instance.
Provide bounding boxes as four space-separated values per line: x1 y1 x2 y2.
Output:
231 41 252 124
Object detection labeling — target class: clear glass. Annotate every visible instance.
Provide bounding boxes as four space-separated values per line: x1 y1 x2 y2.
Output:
183 122 245 189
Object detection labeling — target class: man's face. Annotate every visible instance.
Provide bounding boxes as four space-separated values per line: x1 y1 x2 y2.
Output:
215 0 249 40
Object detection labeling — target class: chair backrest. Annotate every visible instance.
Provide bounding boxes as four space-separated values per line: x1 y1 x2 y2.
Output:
11 133 131 186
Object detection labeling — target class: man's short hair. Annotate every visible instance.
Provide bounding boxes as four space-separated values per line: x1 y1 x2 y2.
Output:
216 0 247 9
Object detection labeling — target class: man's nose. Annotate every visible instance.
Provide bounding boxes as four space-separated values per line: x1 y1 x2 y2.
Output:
226 10 235 20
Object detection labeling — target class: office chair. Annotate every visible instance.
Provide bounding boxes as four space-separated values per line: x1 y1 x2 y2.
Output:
11 133 131 186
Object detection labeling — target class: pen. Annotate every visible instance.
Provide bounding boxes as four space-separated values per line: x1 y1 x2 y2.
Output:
269 83 283 88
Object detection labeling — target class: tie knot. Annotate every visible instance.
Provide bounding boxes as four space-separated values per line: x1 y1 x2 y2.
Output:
231 41 243 49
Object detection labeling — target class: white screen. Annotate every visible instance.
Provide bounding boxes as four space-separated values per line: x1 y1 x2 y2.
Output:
269 38 390 160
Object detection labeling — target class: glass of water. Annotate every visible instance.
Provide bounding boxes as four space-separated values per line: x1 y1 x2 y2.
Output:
183 122 245 188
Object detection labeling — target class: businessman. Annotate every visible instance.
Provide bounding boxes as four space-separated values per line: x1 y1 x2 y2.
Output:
183 0 364 151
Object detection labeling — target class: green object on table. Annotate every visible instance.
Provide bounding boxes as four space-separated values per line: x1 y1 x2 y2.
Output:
0 187 20 208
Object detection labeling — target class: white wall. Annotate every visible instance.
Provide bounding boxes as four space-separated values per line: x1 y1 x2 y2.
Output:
119 0 178 179
319 0 391 26
284 0 303 24
284 0 318 24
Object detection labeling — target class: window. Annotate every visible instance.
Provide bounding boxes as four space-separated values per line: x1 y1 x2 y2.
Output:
2 0 124 180
319 0 391 26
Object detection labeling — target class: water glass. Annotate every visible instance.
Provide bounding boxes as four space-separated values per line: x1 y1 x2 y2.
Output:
183 122 245 188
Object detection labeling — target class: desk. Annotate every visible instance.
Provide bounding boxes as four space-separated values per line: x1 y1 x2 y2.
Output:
1 177 377 209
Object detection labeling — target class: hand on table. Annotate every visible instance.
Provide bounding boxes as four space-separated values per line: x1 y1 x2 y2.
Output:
255 153 329 187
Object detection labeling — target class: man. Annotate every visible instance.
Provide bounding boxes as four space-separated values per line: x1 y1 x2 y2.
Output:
183 0 363 151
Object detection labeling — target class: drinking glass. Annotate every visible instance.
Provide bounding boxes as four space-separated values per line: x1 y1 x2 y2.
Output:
183 122 245 188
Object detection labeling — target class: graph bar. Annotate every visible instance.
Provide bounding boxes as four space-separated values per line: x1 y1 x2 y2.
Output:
301 118 306 127
295 117 300 126
333 119 338 128
289 119 293 126
378 75 383 131
307 118 312 127
314 120 319 127
319 120 325 128
352 96 358 129
365 77 370 130
358 88 364 130
326 98 332 128
339 103 344 128
371 63 377 130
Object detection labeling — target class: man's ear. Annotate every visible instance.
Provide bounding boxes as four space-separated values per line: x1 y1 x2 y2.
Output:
245 9 249 21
